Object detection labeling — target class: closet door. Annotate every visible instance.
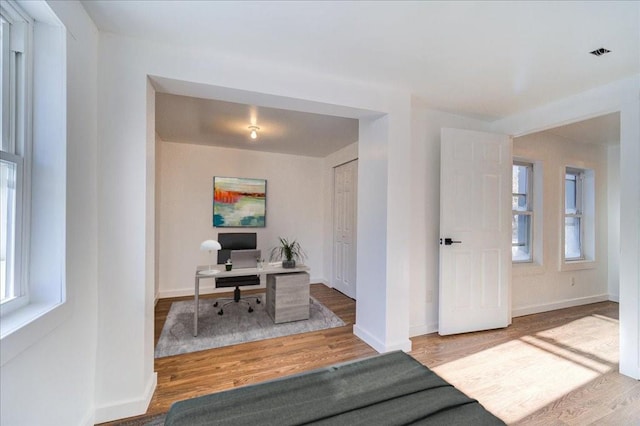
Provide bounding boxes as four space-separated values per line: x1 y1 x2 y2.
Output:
333 160 358 299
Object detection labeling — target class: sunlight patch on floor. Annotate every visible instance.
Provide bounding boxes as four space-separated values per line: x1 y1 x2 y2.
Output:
432 314 619 424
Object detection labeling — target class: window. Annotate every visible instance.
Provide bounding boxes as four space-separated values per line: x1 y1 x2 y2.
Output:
1 0 68 364
512 162 533 262
562 165 595 268
1 3 28 314
564 168 584 260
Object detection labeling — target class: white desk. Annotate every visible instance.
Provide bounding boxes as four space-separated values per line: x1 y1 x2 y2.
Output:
194 264 310 336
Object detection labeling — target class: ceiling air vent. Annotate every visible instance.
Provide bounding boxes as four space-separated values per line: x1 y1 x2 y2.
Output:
589 48 611 56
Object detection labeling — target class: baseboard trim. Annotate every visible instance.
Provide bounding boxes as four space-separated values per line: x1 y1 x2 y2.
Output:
353 324 412 353
93 372 157 424
512 294 610 318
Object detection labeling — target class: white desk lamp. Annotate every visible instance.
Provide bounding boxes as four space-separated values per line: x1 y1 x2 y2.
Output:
200 239 222 274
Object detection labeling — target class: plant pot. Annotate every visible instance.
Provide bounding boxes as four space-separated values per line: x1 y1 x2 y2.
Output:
225 264 232 271
282 259 296 268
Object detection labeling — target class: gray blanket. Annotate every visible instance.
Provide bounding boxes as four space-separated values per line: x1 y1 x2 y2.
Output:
164 351 505 425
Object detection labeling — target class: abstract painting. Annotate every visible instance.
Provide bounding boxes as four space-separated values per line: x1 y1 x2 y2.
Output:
213 176 266 227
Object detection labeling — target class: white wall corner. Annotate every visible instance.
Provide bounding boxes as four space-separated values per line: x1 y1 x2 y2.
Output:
93 372 157 424
409 322 438 338
353 324 412 353
313 277 331 287
79 408 96 426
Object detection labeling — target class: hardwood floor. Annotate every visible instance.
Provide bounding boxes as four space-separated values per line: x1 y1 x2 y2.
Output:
104 284 639 425
410 301 638 425
147 284 374 417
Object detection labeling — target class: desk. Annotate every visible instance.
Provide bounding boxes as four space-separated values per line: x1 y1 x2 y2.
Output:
194 264 310 336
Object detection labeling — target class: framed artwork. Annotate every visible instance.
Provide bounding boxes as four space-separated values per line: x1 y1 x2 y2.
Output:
213 176 266 227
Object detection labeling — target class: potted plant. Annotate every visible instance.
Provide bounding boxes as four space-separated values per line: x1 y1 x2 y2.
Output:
270 237 306 268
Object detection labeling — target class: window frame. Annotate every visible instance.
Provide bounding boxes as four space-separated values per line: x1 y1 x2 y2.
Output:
512 161 534 263
1 0 69 367
564 167 585 261
0 0 30 315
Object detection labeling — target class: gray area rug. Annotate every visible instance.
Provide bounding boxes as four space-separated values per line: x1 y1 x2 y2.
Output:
155 294 345 358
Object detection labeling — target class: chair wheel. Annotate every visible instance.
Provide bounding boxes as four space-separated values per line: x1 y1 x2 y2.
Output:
214 302 219 307
218 309 224 315
256 298 261 304
248 307 254 313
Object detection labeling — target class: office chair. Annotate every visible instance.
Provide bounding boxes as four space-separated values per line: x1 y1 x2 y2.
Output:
213 233 261 315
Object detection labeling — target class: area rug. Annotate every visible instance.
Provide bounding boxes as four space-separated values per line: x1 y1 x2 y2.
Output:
155 294 345 358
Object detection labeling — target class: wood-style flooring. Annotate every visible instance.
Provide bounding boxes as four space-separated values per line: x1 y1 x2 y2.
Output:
104 284 639 425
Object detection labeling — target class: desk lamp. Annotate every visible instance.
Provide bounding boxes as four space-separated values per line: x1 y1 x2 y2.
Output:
200 239 222 273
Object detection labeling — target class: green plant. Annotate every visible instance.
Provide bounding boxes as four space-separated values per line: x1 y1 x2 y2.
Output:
270 237 307 263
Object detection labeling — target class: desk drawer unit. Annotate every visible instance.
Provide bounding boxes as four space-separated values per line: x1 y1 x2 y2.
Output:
266 272 310 323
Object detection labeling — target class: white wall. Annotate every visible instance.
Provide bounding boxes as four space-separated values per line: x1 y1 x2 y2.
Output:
618 97 640 379
0 1 99 425
511 133 610 316
157 139 324 298
322 142 358 288
94 38 156 422
608 145 620 301
408 106 491 336
29 18 66 304
353 115 392 349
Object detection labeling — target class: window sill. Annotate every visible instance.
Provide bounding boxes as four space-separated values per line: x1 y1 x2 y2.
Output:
560 259 597 272
0 300 70 366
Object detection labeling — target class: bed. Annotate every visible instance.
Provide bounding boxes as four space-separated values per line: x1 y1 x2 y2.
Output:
164 351 505 425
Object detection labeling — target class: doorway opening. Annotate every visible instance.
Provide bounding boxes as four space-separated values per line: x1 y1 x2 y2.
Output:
511 112 621 317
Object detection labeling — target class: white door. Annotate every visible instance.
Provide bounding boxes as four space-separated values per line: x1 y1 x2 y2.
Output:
333 160 358 299
439 128 512 335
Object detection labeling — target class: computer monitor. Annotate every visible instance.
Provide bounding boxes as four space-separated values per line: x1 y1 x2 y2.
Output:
217 232 257 264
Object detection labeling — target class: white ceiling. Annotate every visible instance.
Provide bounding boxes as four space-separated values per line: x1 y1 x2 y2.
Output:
82 1 636 154
545 112 620 146
156 94 358 157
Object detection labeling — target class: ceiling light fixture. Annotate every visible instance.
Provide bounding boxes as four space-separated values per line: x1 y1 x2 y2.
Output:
248 125 260 139
589 47 611 56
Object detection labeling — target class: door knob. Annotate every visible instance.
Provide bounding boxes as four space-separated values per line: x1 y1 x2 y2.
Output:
440 238 462 246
